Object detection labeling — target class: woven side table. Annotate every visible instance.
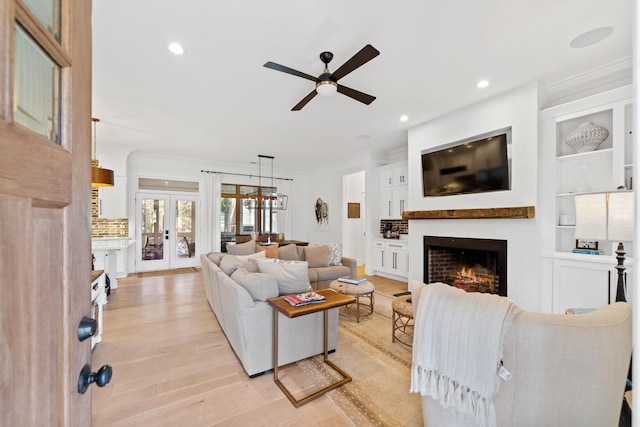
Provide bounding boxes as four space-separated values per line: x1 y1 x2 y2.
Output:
392 295 414 347
329 280 375 323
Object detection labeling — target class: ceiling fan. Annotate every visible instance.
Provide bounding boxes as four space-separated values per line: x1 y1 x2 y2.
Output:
263 44 380 111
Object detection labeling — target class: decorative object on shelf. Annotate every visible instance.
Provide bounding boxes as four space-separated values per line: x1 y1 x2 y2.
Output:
576 239 598 250
91 118 114 187
575 162 592 193
559 212 576 226
564 121 609 153
574 189 634 302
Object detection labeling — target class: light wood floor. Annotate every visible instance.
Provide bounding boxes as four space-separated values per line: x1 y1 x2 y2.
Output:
91 266 407 426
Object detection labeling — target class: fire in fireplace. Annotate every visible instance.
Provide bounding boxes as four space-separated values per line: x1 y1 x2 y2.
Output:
424 236 507 296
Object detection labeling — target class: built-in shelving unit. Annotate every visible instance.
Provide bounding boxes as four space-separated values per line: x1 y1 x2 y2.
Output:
539 85 633 313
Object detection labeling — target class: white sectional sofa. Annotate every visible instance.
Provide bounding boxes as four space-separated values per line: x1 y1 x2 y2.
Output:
200 252 340 377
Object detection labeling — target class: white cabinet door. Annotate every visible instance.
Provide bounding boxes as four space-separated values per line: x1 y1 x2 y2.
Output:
393 251 409 277
373 247 385 271
392 167 408 185
392 186 408 219
380 188 393 219
98 175 127 218
380 169 393 188
552 259 613 313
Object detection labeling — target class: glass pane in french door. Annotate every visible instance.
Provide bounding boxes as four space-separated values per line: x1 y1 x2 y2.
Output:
141 198 165 261
175 199 196 258
22 0 61 40
14 24 61 144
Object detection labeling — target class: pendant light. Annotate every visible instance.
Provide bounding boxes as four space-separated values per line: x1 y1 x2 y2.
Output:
91 117 114 187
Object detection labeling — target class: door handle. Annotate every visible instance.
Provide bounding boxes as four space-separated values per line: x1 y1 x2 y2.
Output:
77 316 97 342
78 364 112 394
165 230 169 240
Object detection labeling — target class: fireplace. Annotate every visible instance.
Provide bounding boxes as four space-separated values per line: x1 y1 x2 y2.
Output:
424 236 507 296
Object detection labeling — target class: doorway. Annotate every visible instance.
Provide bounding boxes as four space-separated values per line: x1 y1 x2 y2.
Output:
343 171 366 266
136 193 200 271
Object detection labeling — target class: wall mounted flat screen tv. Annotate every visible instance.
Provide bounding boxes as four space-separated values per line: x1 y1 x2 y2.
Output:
422 127 512 197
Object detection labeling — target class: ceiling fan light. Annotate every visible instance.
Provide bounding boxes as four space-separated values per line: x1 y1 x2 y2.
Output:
316 81 337 96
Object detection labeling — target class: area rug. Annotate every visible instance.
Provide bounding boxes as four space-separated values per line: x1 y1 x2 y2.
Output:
296 292 422 426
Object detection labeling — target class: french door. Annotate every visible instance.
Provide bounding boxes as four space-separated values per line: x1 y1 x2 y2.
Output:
136 193 200 271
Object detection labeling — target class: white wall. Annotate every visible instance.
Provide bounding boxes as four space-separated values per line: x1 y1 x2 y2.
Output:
407 82 542 311
343 171 366 264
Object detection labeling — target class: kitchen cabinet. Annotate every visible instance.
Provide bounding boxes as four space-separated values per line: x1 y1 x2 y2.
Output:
97 155 127 218
373 239 408 279
552 257 615 313
379 162 408 219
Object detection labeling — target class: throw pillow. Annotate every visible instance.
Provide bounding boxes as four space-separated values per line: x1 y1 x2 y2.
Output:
256 258 311 295
278 243 299 261
245 258 259 273
326 243 343 266
207 252 225 266
226 239 257 256
303 245 330 268
234 251 266 262
230 268 279 301
219 255 245 276
256 243 279 258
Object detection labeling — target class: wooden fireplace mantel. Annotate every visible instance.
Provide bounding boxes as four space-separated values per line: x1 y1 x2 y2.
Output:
402 206 535 220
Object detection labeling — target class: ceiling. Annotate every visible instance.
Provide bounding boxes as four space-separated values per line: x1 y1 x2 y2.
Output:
91 1 632 173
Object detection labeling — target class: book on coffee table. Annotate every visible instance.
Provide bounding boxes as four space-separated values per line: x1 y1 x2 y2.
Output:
337 277 367 285
284 291 327 307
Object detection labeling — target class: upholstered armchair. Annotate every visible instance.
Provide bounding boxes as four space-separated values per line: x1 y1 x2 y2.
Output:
411 280 632 427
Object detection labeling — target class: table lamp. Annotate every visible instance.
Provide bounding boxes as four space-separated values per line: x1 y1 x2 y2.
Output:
574 190 634 302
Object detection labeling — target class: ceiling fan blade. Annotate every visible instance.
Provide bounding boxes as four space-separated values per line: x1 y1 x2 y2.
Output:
292 90 318 111
337 85 376 105
331 44 380 81
263 62 319 82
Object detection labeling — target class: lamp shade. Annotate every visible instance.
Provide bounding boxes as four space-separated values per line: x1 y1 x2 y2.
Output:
607 191 634 242
574 190 634 242
91 166 115 187
574 193 607 240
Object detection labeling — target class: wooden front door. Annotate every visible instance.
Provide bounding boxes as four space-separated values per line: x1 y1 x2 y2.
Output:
0 0 93 425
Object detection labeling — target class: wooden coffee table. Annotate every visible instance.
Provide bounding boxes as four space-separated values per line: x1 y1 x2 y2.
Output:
268 289 355 407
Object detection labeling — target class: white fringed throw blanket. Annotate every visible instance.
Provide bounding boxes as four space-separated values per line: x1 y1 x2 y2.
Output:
410 283 519 427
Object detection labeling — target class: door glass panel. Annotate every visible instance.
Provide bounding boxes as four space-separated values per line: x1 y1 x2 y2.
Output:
141 198 165 260
14 25 61 144
23 0 61 40
220 197 236 249
175 200 196 258
239 198 258 235
261 199 279 235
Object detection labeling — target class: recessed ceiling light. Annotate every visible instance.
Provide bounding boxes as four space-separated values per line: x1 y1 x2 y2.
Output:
400 115 409 122
168 42 185 55
570 27 614 48
476 80 489 89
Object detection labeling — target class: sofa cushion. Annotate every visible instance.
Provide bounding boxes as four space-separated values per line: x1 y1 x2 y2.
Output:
314 265 351 282
230 267 279 301
220 252 265 276
303 245 330 268
227 239 257 256
207 252 225 266
256 243 279 258
278 243 299 261
326 243 343 266
256 258 312 295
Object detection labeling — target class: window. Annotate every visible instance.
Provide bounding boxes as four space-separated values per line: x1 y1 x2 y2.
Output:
14 24 61 144
221 184 278 240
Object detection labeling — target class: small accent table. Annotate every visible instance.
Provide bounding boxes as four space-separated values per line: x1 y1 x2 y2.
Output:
329 280 375 323
268 289 355 407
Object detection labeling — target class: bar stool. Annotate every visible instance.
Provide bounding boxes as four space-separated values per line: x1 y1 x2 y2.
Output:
392 294 414 347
